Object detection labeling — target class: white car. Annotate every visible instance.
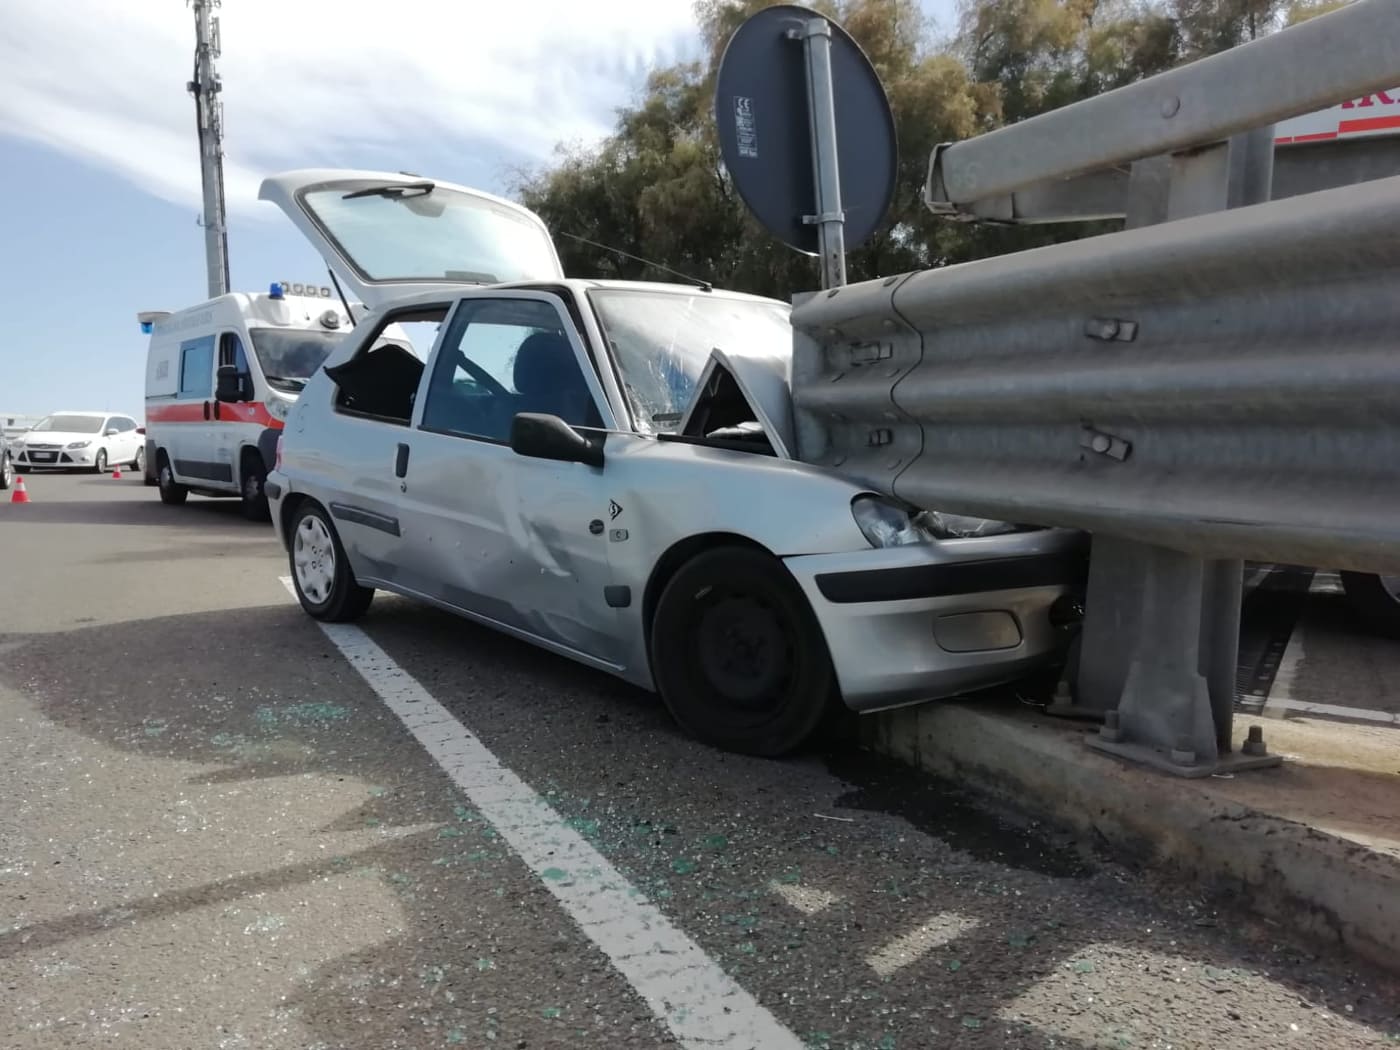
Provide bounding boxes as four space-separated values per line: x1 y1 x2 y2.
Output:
262 169 1087 756
12 412 145 474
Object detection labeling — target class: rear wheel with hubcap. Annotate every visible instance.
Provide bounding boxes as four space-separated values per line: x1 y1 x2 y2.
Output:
649 546 838 756
131 446 146 473
290 502 374 622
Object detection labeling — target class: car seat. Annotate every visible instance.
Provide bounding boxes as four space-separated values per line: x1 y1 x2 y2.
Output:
512 332 601 428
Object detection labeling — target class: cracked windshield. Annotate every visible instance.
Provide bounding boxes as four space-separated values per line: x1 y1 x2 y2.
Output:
590 289 791 432
3 1 1398 1049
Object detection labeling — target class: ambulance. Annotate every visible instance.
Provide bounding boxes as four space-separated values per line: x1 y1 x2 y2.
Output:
139 283 352 519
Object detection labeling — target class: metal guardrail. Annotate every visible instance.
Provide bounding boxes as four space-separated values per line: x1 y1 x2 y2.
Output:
925 0 1400 207
2 417 40 440
793 170 1400 574
789 0 1400 778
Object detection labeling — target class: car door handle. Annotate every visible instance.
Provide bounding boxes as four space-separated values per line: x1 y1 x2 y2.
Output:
394 443 410 478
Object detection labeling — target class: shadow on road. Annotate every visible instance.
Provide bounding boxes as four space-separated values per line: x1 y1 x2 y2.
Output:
2 601 1397 1048
2 495 257 528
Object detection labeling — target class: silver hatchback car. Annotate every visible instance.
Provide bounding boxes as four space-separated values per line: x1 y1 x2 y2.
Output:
258 169 1085 755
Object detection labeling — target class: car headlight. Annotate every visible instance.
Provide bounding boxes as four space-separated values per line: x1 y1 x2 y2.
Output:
66 440 92 449
266 397 291 422
851 496 935 548
852 496 1022 548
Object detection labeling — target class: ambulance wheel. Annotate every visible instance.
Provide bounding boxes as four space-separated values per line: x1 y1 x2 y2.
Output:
289 503 374 622
157 454 188 506
240 453 270 522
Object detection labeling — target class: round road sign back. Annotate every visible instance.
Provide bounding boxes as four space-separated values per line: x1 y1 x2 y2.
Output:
715 4 897 255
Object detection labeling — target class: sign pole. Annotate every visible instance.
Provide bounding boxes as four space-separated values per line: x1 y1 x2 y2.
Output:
794 17 847 289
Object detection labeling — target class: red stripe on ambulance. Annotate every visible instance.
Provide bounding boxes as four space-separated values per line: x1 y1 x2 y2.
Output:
146 402 283 428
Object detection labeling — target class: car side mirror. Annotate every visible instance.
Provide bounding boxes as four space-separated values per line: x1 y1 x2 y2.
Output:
215 364 249 403
510 412 603 468
104 427 119 437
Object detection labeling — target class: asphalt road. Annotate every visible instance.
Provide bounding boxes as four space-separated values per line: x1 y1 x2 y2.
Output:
2 473 1398 1049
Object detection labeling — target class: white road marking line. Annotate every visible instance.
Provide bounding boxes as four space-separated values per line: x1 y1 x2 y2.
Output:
1243 565 1271 592
864 913 978 978
280 578 803 1050
1262 620 1307 720
1257 594 1399 725
1256 696 1400 726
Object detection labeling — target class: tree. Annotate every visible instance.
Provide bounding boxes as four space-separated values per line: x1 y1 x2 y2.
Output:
516 0 1303 297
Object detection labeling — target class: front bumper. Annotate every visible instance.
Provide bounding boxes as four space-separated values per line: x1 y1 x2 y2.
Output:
265 470 290 548
785 530 1086 712
14 446 99 468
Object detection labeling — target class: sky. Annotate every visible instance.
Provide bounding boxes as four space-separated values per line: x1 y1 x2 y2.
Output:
0 0 955 420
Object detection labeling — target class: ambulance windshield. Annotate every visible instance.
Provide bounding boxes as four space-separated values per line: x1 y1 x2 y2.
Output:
250 328 343 392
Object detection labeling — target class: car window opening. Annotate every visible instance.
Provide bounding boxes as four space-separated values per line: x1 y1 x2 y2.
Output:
419 299 603 443
327 344 425 425
326 309 448 426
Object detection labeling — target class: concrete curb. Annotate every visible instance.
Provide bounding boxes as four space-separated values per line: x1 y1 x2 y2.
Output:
863 701 1400 974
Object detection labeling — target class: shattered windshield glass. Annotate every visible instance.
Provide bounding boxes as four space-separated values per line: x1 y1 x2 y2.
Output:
588 290 791 434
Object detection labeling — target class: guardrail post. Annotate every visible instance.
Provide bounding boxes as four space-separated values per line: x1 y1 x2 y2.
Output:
1080 127 1281 777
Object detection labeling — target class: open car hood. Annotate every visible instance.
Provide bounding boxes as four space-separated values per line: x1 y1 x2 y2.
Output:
258 169 565 312
676 346 796 459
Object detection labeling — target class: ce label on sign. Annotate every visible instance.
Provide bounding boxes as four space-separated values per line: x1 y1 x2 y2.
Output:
734 96 758 159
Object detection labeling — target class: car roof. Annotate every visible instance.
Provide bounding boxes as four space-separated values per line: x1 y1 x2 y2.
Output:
563 278 787 307
355 280 789 315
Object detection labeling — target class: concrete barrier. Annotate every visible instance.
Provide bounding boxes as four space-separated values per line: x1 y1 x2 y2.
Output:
863 700 1400 974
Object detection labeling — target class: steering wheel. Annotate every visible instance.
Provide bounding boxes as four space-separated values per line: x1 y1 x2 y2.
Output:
452 350 510 398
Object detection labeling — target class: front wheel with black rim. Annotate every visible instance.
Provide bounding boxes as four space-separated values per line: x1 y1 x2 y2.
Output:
157 456 188 505
239 456 270 522
290 502 374 622
1340 571 1400 639
649 546 838 757
0 453 12 490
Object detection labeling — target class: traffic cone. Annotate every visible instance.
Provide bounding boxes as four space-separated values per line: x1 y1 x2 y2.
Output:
10 476 29 504
111 464 123 479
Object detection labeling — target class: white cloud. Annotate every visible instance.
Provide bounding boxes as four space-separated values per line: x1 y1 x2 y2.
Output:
0 0 699 219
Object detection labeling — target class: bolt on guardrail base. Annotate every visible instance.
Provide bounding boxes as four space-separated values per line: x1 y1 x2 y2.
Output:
1087 713 1281 779
1046 683 1109 723
1078 545 1282 779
